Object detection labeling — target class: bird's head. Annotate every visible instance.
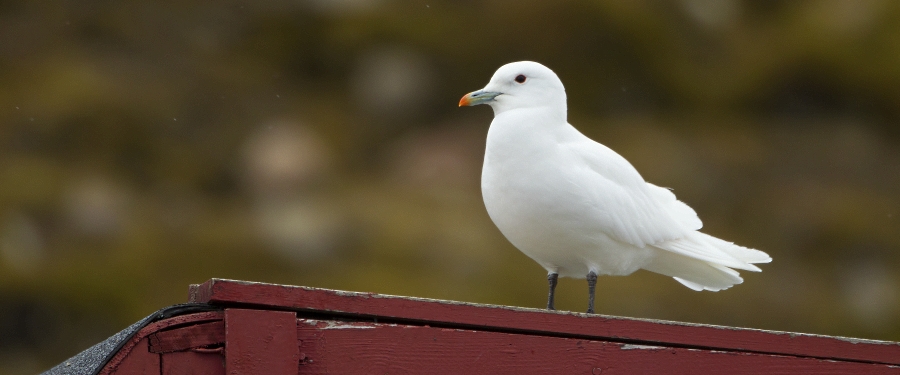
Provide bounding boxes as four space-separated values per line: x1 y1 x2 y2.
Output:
459 61 567 116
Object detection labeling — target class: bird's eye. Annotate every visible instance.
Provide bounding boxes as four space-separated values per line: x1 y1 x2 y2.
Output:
515 74 526 83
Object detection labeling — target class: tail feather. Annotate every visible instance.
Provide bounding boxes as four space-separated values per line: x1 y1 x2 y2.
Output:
644 250 743 291
655 231 766 272
695 232 772 264
647 232 770 291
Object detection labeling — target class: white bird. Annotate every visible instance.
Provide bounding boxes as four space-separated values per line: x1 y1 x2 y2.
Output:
459 61 771 313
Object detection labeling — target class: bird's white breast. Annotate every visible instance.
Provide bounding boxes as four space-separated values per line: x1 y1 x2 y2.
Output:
481 110 654 278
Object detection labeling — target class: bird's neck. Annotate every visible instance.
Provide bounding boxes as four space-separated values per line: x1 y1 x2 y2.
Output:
487 107 574 152
492 105 567 125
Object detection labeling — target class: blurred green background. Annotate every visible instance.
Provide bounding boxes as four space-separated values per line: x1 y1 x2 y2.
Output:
2 1 900 373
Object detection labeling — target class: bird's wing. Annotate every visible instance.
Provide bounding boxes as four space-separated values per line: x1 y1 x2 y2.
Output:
640 186 762 270
566 138 698 248
644 182 702 232
566 137 764 270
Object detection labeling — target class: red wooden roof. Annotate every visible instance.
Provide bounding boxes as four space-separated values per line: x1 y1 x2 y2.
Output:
189 278 900 367
43 278 900 374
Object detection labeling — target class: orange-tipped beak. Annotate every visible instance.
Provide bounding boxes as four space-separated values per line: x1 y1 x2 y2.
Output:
458 90 501 107
459 93 472 107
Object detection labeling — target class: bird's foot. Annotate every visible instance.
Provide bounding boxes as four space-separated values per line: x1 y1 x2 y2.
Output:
546 273 559 310
586 271 598 314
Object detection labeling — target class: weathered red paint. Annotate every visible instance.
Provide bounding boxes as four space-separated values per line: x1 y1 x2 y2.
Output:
224 308 299 375
149 320 225 353
190 278 900 366
85 279 900 374
295 318 900 374
161 350 225 375
109 338 159 375
100 311 223 375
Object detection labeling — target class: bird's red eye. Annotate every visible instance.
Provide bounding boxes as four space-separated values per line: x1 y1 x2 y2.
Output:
515 74 526 83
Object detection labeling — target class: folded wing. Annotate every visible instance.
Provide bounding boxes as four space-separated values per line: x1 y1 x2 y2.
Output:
567 135 771 291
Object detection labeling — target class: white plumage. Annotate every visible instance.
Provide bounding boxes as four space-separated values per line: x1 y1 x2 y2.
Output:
460 61 770 311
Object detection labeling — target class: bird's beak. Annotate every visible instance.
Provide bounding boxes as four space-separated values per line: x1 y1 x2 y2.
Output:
459 90 502 107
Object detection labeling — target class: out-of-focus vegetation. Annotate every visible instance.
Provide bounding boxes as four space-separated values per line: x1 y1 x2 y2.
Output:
2 1 900 373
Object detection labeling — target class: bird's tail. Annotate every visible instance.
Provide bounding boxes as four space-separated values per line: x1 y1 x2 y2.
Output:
644 232 771 291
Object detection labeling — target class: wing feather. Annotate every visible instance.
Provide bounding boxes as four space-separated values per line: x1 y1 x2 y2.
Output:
566 135 771 275
566 139 697 248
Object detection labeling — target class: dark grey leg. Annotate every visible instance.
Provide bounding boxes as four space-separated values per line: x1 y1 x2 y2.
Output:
546 273 559 310
586 271 598 314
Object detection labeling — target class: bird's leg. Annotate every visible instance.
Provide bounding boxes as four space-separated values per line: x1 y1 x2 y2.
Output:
546 273 559 310
586 271 598 314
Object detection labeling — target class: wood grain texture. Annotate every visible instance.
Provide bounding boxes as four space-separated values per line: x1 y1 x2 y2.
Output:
161 350 225 375
100 311 224 375
224 308 299 375
149 320 225 353
193 278 900 366
109 338 159 375
296 319 900 375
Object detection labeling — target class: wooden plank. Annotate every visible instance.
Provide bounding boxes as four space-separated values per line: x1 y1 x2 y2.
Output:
224 308 299 375
162 350 225 375
100 311 224 375
191 278 900 366
149 320 225 353
296 319 900 374
297 322 324 369
109 338 159 375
